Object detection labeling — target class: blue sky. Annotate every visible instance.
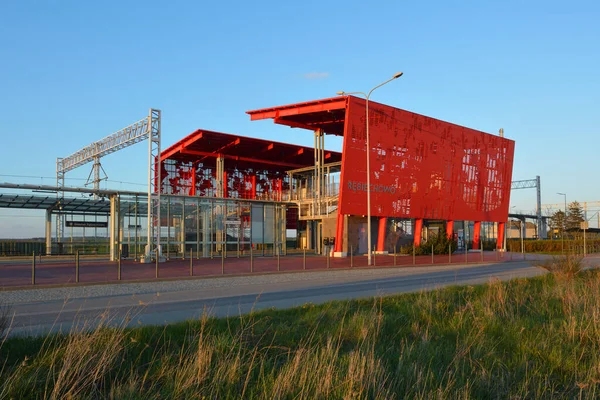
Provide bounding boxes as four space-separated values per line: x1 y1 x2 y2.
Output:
1 0 599 237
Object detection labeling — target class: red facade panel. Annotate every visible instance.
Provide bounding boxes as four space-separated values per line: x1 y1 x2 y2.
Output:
338 96 515 222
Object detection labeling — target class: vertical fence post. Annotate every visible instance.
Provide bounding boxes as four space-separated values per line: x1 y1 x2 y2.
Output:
250 245 254 273
32 251 36 286
327 247 330 269
412 244 416 265
373 247 376 267
303 248 306 270
76 249 80 283
394 251 396 267
350 246 353 268
190 249 193 276
465 244 468 264
431 244 434 264
221 250 224 275
155 249 159 279
277 250 281 272
118 249 122 281
480 241 483 262
449 243 452 264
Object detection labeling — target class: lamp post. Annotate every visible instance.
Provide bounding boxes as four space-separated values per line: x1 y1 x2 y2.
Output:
557 192 567 254
337 72 403 266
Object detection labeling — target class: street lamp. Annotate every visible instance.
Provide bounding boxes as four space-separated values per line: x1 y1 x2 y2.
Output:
557 192 567 254
337 72 403 266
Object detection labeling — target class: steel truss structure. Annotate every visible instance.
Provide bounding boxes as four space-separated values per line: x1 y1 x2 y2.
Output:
510 176 544 238
542 200 600 229
55 109 161 261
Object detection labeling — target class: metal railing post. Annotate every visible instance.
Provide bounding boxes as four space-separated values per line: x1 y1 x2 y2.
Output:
449 243 451 264
250 246 254 273
117 249 121 281
155 249 159 279
190 249 193 276
303 248 306 270
394 251 396 266
76 250 80 283
327 247 330 269
465 244 468 264
32 251 36 286
480 241 483 262
221 250 224 275
277 250 281 271
431 244 434 264
350 245 353 268
412 244 415 265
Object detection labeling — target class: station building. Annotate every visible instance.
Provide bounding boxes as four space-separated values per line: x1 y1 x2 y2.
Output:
156 95 515 257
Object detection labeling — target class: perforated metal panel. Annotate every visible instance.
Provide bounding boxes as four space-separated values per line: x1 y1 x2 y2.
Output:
338 96 515 222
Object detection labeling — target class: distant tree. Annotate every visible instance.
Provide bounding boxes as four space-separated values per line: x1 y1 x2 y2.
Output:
548 210 566 238
566 201 585 230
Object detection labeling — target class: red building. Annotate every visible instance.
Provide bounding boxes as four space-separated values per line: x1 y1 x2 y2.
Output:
247 96 515 255
157 96 514 257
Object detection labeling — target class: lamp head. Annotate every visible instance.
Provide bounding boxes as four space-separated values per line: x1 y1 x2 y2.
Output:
393 72 404 79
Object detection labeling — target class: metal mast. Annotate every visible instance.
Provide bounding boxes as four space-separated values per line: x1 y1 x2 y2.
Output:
511 175 543 238
55 109 161 259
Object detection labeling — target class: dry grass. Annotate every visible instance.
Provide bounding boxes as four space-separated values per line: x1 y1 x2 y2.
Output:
536 254 585 277
2 269 600 399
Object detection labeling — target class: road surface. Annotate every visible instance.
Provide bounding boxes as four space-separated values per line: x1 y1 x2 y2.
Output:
6 255 590 337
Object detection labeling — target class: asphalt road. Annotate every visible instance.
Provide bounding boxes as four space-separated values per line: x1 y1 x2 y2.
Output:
2 257 572 337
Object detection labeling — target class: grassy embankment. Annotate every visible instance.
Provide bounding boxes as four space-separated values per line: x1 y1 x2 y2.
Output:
1 256 599 399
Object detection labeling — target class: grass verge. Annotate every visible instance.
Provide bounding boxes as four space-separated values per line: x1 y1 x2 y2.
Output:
2 268 600 398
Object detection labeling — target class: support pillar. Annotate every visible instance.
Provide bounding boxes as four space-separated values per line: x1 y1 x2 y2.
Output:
497 222 505 250
334 211 344 255
414 218 423 247
45 209 52 255
109 194 117 262
446 220 454 239
190 163 197 196
251 175 257 200
306 221 313 250
277 178 282 201
377 217 387 252
202 207 210 257
473 221 481 250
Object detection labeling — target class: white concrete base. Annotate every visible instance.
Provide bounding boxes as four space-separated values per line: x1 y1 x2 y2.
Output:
333 252 347 258
140 255 167 264
373 251 389 255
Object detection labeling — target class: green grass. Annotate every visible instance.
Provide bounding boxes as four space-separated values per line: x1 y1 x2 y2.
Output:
2 268 600 399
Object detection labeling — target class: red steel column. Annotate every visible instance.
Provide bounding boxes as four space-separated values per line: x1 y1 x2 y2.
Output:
377 217 387 252
473 221 481 250
277 178 283 201
334 211 344 253
190 164 197 196
251 175 257 200
497 222 505 250
414 219 423 247
446 220 454 239
223 171 228 198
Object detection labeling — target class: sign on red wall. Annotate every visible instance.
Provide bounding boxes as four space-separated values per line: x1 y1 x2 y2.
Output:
338 96 515 222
